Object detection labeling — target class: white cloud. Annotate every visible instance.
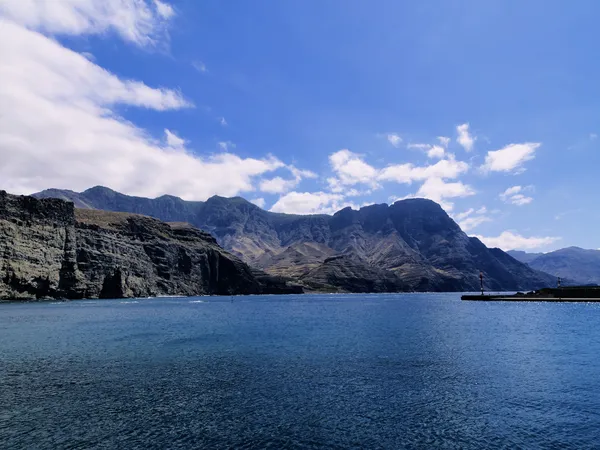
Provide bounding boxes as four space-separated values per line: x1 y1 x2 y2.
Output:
0 15 293 200
438 136 450 148
459 215 492 232
164 129 185 149
270 191 357 215
407 142 445 159
329 149 379 187
509 194 533 206
456 123 475 152
218 141 236 151
427 145 445 159
259 165 317 194
413 177 475 211
154 0 174 19
378 155 469 184
387 133 402 147
481 143 540 173
453 206 491 231
288 166 317 180
220 117 227 126
250 197 266 208
590 133 597 140
499 185 533 205
473 231 560 251
259 177 298 194
0 0 175 47
192 61 207 73
500 186 522 198
455 208 475 221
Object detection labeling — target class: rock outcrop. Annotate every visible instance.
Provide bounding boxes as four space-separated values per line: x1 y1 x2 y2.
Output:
1 191 300 300
34 187 557 292
300 255 408 293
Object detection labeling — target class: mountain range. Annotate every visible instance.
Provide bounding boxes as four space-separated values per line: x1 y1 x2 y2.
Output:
508 247 600 285
32 186 557 293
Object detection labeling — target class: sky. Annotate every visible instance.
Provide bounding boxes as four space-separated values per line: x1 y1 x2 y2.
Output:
1 0 600 252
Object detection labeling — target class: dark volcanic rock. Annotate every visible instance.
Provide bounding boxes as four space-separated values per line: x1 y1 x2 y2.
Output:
300 255 408 293
33 187 557 292
1 191 299 300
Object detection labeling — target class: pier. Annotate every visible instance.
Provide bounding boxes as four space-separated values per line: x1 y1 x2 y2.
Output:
462 286 600 302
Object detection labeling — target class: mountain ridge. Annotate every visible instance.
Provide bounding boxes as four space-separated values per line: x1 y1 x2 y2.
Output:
33 186 557 292
509 247 600 285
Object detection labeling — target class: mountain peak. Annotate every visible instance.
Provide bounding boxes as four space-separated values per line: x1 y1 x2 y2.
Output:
83 186 116 195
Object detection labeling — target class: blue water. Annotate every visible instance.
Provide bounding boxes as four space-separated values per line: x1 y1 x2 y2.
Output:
1 294 600 449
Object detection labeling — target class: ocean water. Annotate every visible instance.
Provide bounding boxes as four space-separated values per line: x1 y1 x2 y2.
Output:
1 294 600 449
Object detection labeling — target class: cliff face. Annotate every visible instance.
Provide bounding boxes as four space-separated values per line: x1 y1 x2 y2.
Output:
1 191 297 300
33 187 556 292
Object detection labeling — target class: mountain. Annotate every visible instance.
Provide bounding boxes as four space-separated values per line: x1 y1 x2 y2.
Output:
506 250 544 265
509 247 600 285
1 191 301 300
33 186 557 292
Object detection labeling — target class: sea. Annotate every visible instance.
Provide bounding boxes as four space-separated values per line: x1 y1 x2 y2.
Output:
1 293 600 449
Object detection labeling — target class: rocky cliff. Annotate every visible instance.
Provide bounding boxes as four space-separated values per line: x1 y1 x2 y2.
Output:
34 187 556 292
1 191 300 300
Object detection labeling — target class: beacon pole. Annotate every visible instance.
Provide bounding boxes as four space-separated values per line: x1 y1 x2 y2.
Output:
480 271 484 296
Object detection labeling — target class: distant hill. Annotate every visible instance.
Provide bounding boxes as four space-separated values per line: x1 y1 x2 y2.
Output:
506 250 544 265
33 186 557 293
509 247 600 285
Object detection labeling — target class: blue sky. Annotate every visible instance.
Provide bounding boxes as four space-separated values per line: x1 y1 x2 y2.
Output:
1 0 599 251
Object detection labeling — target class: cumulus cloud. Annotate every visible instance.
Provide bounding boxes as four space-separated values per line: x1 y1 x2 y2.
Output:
259 165 317 194
481 143 540 173
0 9 296 200
0 0 175 47
259 177 298 194
456 123 475 152
407 143 445 159
413 177 475 211
499 185 533 205
328 149 380 188
387 133 402 147
378 156 469 184
270 191 357 215
473 231 560 251
394 177 475 212
427 145 445 159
